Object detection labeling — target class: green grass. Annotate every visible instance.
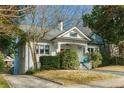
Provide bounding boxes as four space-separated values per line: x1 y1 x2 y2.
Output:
34 70 118 86
0 75 9 88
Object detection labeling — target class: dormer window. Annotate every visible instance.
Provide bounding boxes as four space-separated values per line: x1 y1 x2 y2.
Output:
70 31 77 37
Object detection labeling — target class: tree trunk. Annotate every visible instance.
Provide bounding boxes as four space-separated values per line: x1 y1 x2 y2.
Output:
28 42 37 70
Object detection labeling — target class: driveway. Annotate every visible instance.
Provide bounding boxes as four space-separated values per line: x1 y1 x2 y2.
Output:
88 70 124 88
93 70 124 76
4 71 124 88
4 74 63 88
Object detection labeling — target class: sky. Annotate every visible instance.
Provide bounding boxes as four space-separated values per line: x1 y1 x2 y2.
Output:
22 5 93 30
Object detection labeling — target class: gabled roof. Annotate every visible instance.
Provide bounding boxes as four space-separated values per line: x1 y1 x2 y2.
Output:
56 27 91 41
43 29 65 40
80 27 93 37
19 25 103 44
19 25 64 40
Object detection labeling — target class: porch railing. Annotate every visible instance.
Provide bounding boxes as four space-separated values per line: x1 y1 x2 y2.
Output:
80 62 89 70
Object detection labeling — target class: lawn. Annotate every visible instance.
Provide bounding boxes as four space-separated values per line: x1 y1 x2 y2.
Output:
95 65 124 72
34 70 118 86
0 74 9 88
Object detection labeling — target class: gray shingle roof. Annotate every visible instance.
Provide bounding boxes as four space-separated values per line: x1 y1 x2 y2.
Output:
19 25 104 44
44 29 65 40
45 27 93 40
80 27 93 37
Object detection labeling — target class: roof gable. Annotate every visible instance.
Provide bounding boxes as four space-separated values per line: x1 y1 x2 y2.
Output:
57 27 91 41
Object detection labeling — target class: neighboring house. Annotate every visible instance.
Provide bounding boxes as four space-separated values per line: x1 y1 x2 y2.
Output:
15 22 104 74
4 56 14 73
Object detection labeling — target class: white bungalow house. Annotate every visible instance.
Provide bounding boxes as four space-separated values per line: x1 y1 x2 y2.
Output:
14 22 104 74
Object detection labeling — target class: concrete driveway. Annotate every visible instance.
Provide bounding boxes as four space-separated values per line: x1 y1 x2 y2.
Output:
93 70 124 76
4 70 124 88
4 74 63 88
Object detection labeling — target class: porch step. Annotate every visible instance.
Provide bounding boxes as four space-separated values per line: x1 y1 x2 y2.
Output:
80 62 92 70
80 66 87 70
80 64 88 70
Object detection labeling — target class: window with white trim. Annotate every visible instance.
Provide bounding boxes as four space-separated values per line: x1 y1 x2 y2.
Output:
45 45 49 54
88 47 99 54
40 45 44 54
36 44 50 55
88 48 94 54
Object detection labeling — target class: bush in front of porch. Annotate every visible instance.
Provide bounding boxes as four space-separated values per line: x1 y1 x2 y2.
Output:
59 50 80 69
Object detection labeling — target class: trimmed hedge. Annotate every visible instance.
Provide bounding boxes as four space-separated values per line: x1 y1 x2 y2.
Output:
40 56 60 69
59 50 80 69
40 50 80 70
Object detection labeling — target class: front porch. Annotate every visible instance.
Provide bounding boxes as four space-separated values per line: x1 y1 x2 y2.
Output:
56 42 88 62
55 42 93 69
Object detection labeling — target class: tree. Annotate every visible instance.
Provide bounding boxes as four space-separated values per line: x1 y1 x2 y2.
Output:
0 5 34 36
82 5 124 44
0 52 5 72
82 6 124 65
22 5 87 69
0 6 34 54
0 36 16 55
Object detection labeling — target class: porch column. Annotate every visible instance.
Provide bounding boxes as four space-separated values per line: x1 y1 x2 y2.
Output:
56 42 61 53
84 44 88 54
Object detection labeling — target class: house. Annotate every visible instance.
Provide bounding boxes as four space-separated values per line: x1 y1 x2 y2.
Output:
14 22 104 74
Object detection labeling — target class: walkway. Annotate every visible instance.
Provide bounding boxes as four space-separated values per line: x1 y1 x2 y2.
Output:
4 74 63 88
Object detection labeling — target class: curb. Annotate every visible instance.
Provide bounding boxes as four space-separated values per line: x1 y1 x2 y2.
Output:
34 76 64 85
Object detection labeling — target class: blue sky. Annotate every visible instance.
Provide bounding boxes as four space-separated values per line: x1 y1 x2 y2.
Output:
22 5 93 30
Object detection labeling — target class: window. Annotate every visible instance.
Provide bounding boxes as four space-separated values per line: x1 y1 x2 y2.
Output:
36 44 50 55
91 48 94 52
40 45 44 54
70 31 77 37
88 48 90 52
88 48 94 54
45 45 49 54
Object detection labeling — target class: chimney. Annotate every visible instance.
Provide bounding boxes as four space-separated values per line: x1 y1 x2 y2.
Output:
58 21 63 31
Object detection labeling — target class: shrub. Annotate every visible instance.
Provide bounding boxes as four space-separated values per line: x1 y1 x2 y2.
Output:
25 68 35 75
40 56 60 69
0 52 5 73
59 50 80 69
110 57 124 65
101 53 111 66
91 52 102 68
